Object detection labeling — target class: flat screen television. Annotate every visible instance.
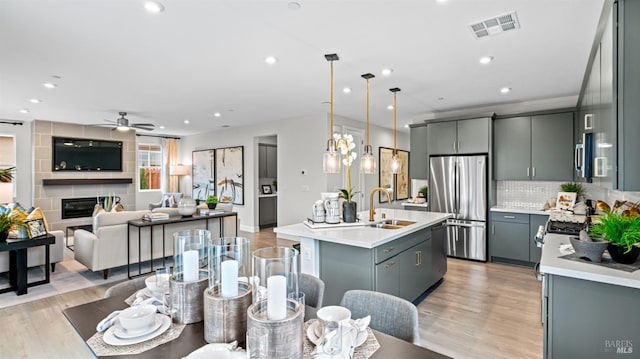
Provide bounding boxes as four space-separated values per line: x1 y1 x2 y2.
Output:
52 137 123 171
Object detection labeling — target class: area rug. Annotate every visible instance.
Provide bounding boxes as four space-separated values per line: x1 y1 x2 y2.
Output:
0 247 133 309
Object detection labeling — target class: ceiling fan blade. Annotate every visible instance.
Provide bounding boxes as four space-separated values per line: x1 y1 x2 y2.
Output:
132 123 154 127
131 124 155 131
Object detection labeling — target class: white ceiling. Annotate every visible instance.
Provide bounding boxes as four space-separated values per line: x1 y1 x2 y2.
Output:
0 0 605 136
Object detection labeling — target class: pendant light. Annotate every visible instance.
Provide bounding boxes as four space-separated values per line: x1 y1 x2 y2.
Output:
390 87 402 174
323 54 341 174
360 73 376 174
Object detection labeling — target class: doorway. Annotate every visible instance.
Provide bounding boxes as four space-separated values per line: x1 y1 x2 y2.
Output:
257 135 278 229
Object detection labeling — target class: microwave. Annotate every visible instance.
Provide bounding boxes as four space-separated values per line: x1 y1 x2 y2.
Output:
575 132 593 181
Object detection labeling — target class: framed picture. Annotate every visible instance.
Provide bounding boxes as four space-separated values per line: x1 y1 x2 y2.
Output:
378 147 410 202
192 149 215 201
378 147 394 203
261 184 272 194
396 149 410 200
26 219 47 238
215 146 244 205
556 192 577 210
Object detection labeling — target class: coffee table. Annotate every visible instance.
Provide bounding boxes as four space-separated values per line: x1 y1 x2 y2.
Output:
0 233 55 295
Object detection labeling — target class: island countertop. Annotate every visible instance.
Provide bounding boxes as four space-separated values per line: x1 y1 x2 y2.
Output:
274 209 452 249
540 233 640 289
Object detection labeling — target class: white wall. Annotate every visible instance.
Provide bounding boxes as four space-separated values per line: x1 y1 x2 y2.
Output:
181 113 409 232
0 121 32 205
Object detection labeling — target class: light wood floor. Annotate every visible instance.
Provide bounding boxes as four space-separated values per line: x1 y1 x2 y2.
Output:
0 228 542 359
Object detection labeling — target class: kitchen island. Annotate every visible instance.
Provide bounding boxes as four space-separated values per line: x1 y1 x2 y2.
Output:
540 233 640 358
275 209 452 305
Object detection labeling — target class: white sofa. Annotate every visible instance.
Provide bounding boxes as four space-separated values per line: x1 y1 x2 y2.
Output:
0 230 65 274
73 209 235 279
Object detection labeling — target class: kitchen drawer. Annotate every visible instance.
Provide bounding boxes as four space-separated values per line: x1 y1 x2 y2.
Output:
374 227 431 264
490 211 529 224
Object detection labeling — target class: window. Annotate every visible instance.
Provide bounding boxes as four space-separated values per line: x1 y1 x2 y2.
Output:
0 135 16 203
138 144 162 190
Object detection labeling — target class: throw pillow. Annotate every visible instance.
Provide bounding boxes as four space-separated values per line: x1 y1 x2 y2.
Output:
25 207 50 232
162 194 176 208
111 203 124 212
9 207 28 238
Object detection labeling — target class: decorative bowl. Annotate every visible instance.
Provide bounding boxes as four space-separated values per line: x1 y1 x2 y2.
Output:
569 236 609 263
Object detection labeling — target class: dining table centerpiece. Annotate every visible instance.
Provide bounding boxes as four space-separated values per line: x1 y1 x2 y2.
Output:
335 134 359 223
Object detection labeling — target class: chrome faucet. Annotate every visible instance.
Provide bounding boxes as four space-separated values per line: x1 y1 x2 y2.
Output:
369 187 392 221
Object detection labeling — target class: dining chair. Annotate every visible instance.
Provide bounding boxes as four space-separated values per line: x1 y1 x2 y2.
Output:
340 289 420 344
104 275 151 298
299 273 325 308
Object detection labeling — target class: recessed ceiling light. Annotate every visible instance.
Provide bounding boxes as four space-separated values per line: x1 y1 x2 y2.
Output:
404 124 410 128
288 2 301 10
184 120 190 124
343 87 351 94
381 68 393 76
214 112 221 117
43 82 57 89
387 105 394 110
479 56 494 64
159 125 165 129
19 109 29 114
436 0 448 3
30 99 42 104
144 1 164 13
265 56 278 65
51 75 61 79
221 125 230 128
500 87 511 93
437 97 445 101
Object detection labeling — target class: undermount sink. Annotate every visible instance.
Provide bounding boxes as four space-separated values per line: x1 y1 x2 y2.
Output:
367 219 416 229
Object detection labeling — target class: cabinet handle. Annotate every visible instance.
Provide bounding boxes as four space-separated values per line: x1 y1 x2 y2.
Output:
383 247 395 253
452 141 456 152
457 141 461 152
385 261 396 269
503 215 516 219
527 167 530 177
594 157 606 177
415 251 422 266
491 224 495 235
584 113 593 130
532 167 536 177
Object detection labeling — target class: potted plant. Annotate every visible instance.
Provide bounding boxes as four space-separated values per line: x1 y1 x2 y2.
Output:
335 134 359 223
206 195 218 210
589 212 640 264
418 186 428 198
0 210 23 242
560 182 586 201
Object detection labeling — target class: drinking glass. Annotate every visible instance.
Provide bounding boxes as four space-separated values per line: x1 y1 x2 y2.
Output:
155 267 171 315
287 291 305 318
246 326 268 359
321 320 342 357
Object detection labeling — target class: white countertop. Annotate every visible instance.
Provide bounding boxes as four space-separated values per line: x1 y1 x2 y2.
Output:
540 233 640 290
274 209 452 249
401 202 428 208
258 193 278 198
490 206 548 215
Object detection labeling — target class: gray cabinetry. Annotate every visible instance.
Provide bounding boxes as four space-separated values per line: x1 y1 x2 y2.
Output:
319 224 447 305
427 118 490 156
490 211 549 265
429 221 447 285
409 125 428 179
258 144 277 178
493 113 574 181
258 196 277 227
544 274 640 358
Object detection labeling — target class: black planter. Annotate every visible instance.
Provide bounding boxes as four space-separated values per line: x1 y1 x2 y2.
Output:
0 230 8 243
207 203 217 210
343 201 357 223
607 243 640 264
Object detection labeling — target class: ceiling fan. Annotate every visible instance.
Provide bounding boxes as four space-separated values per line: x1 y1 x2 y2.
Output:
100 112 155 131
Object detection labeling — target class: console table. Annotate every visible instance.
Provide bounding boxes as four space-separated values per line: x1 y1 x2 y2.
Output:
127 212 238 278
0 234 55 295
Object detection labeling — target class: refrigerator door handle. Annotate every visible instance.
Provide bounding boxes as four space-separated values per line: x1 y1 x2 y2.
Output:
446 222 485 228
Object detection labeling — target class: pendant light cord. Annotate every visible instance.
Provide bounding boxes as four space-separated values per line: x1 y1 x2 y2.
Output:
329 60 334 140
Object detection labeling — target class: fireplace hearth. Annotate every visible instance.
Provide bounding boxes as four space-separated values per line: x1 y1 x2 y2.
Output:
61 196 121 219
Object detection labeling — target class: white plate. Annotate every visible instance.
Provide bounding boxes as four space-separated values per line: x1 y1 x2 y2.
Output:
103 314 170 346
113 315 164 339
184 344 245 359
307 320 367 347
135 288 154 299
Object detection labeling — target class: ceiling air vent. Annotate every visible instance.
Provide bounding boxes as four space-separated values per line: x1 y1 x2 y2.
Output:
469 11 520 39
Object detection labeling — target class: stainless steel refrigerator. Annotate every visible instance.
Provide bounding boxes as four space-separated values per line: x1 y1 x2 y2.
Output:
429 155 487 261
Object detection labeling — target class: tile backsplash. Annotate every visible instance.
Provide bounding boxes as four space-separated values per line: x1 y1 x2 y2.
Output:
496 180 640 209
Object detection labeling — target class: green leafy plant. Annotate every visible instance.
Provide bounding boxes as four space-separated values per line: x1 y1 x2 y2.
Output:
418 186 428 198
0 211 23 234
206 195 218 204
589 212 640 253
0 167 15 183
560 182 586 200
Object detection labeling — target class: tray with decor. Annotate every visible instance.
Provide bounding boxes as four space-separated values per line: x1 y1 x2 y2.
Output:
303 218 368 229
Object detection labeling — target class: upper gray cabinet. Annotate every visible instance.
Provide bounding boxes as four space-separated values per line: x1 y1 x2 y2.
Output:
258 144 277 178
493 112 574 181
409 125 428 180
427 117 490 155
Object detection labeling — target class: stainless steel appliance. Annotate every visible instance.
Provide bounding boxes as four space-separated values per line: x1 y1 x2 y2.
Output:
546 220 585 235
575 132 593 181
429 155 487 261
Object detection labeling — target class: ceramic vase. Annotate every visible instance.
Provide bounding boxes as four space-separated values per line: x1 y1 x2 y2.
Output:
343 201 357 223
607 243 640 264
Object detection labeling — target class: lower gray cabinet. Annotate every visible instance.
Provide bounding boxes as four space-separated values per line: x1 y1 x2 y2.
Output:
375 257 400 297
259 196 277 227
400 240 431 301
490 211 549 265
430 221 448 285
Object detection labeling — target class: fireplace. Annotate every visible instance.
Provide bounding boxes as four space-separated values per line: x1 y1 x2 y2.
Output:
62 197 99 219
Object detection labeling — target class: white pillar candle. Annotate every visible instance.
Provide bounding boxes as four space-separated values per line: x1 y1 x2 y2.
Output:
267 275 287 320
183 250 199 282
220 259 239 297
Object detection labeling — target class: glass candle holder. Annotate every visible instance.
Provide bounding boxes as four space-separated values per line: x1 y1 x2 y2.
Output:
208 237 251 296
173 229 210 282
252 247 299 320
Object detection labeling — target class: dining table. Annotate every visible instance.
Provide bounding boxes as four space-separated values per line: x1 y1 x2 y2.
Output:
63 293 450 358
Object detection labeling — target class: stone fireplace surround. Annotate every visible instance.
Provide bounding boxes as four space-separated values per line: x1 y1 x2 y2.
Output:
33 120 136 232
